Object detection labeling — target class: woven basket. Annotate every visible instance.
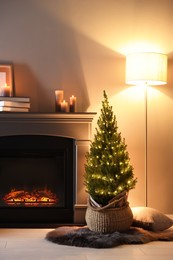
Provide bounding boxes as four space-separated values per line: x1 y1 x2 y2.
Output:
85 196 133 233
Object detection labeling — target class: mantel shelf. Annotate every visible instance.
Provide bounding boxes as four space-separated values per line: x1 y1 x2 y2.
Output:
0 112 96 122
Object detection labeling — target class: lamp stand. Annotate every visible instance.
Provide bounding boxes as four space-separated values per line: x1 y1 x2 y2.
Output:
145 84 148 207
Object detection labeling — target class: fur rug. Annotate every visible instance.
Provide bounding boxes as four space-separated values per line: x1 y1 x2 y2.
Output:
46 226 173 248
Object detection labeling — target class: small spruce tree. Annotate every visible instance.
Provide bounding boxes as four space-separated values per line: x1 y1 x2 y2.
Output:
84 90 137 206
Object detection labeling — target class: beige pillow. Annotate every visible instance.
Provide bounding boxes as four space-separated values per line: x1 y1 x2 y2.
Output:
131 207 173 231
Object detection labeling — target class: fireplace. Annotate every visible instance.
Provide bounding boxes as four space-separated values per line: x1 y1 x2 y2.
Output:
0 112 96 226
0 134 76 227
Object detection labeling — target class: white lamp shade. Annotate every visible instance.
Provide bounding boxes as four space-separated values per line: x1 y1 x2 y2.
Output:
126 52 167 85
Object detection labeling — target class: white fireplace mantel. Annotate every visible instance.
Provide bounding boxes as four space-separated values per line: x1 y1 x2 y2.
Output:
0 112 96 139
0 112 96 224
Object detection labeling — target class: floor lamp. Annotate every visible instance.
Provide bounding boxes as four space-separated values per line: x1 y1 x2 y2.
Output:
125 52 167 206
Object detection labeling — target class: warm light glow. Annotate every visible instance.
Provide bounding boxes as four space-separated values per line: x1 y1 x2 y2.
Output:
126 52 167 85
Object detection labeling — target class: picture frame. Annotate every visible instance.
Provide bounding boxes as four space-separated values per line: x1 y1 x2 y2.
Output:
0 64 13 97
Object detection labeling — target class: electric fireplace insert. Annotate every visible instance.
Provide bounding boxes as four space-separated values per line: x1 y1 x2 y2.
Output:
0 135 76 227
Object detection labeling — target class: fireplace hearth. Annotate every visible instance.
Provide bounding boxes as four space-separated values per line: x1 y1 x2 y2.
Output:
0 134 76 227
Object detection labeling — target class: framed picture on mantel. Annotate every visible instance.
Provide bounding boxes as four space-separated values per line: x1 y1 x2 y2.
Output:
0 64 14 97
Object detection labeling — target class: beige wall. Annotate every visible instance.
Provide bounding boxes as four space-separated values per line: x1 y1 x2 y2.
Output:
0 0 173 213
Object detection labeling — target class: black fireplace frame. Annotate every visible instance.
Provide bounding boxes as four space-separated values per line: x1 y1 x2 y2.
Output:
0 134 76 227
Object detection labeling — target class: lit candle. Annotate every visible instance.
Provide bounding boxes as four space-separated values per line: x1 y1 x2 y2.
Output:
60 100 68 112
69 95 76 112
55 90 64 112
1 83 11 97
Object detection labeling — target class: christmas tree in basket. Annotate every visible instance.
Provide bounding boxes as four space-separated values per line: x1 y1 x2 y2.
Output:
84 91 137 232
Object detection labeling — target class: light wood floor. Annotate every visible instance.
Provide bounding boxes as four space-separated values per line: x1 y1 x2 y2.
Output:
0 228 173 260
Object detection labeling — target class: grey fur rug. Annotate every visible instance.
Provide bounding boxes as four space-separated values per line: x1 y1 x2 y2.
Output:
46 226 173 248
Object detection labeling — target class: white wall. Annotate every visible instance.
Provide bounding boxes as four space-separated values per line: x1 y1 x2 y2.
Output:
0 0 173 213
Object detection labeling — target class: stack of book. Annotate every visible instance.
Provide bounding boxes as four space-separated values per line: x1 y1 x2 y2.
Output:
0 96 30 112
